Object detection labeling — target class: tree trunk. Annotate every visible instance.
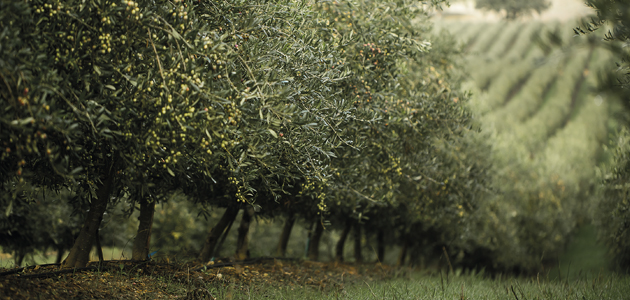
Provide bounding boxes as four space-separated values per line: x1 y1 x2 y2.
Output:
214 213 236 258
198 206 239 262
132 198 156 260
62 162 116 268
235 207 255 260
335 220 352 262
304 221 314 257
55 246 64 264
95 228 104 263
276 213 295 257
307 220 324 261
353 224 363 263
15 250 25 267
377 230 385 263
396 238 409 267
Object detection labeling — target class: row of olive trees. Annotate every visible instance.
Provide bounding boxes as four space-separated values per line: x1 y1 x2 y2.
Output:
1 0 489 269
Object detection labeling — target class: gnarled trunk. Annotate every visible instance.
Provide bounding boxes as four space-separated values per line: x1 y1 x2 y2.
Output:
353 224 363 263
335 220 352 262
62 161 116 268
276 213 295 257
235 207 255 260
198 206 239 262
132 199 156 260
307 220 324 261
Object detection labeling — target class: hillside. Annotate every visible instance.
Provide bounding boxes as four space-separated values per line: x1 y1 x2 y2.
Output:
436 18 616 271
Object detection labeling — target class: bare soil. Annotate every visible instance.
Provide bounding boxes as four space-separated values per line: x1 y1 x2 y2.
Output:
0 259 393 299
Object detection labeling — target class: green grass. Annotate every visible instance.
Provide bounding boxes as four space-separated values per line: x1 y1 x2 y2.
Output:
205 272 630 300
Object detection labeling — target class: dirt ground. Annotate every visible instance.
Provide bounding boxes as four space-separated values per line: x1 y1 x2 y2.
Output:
437 0 593 22
0 259 394 299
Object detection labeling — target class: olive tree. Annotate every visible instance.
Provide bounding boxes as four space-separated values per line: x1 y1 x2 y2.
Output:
1 0 241 268
305 0 490 263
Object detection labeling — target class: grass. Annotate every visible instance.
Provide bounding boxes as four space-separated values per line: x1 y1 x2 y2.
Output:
344 274 630 300
205 271 630 300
